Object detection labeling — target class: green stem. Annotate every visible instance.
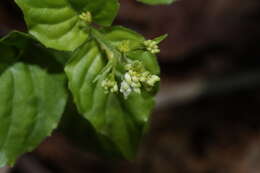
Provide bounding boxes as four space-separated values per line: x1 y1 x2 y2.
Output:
93 61 113 83
90 27 121 63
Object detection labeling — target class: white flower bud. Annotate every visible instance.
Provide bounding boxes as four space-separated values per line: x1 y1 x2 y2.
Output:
124 73 132 84
111 83 118 93
144 39 160 54
132 76 139 83
120 61 161 98
101 76 119 94
120 81 132 99
147 75 160 86
130 82 141 88
79 11 92 24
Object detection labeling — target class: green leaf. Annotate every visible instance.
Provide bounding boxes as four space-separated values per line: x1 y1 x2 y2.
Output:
126 51 160 78
0 31 68 73
101 26 145 51
153 34 168 44
0 32 32 73
65 26 160 159
0 31 32 50
137 0 175 5
14 0 119 51
67 0 119 26
0 63 68 167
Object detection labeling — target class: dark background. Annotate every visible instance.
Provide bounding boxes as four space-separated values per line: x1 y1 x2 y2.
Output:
1 0 260 172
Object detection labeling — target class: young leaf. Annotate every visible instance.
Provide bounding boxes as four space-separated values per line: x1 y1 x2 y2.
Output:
65 27 160 159
0 63 68 167
137 0 175 5
15 0 119 51
153 34 168 44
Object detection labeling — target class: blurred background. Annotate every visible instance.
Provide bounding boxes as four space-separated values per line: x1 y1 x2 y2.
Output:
2 0 260 172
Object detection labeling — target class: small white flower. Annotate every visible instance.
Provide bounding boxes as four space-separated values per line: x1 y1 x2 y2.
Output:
124 73 132 84
132 76 139 83
139 71 150 82
130 81 141 88
120 81 132 99
118 61 161 99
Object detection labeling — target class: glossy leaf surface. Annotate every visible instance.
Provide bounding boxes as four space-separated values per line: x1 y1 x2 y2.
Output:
15 0 119 51
67 0 119 26
0 63 67 166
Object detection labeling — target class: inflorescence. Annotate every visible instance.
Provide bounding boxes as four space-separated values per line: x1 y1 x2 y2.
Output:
101 74 118 94
98 36 162 99
143 40 160 54
79 11 92 24
101 61 160 99
117 40 131 53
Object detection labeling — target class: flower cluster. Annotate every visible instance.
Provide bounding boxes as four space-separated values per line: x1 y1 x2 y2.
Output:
120 61 160 99
117 40 130 53
101 75 118 94
143 40 160 54
100 61 160 99
79 11 92 24
120 69 142 98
